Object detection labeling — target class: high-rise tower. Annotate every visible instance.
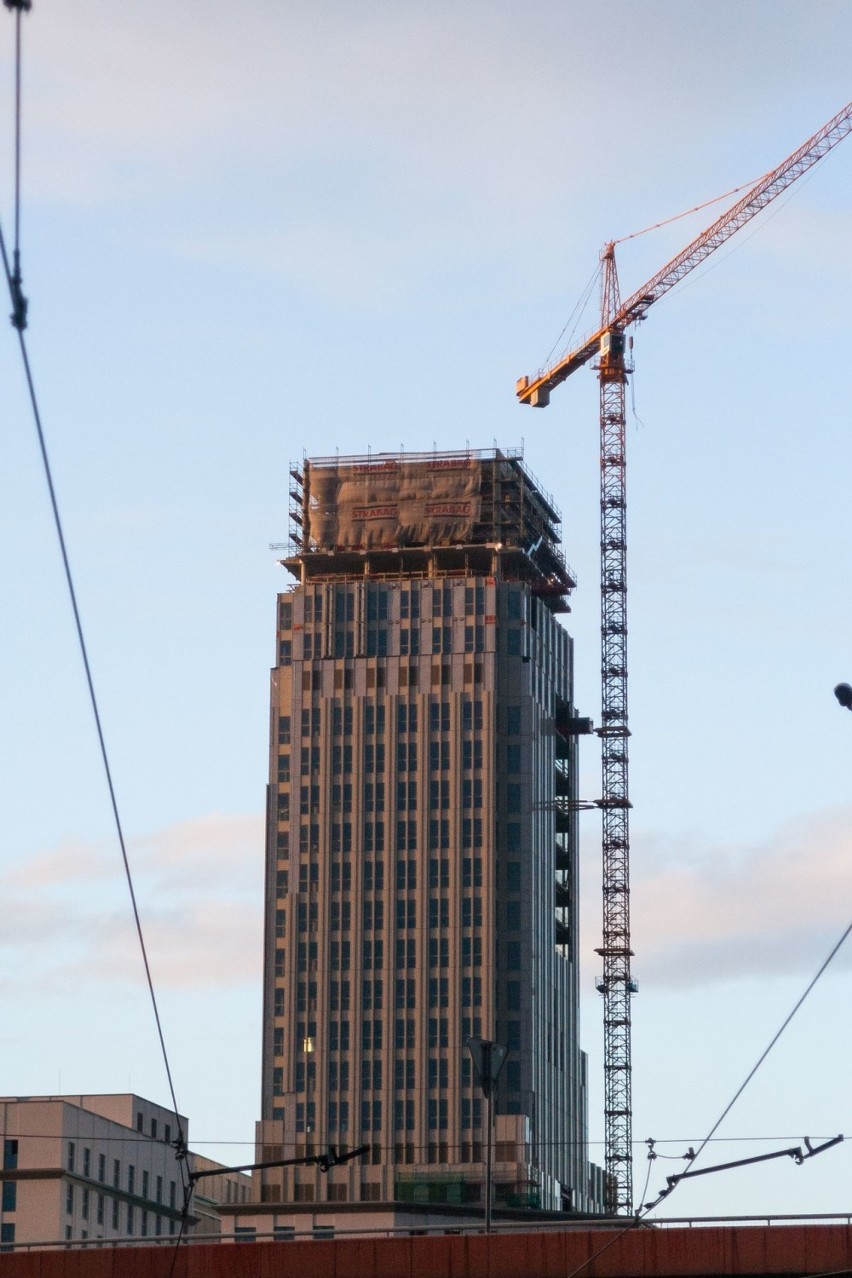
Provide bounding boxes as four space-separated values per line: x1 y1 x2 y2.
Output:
257 448 603 1214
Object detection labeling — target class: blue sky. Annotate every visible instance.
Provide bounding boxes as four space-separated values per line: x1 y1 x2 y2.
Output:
1 0 851 1218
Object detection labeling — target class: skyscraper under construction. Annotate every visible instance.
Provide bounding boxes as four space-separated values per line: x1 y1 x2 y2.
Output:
257 447 604 1214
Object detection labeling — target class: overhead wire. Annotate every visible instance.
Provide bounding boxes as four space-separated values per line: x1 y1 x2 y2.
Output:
552 918 852 1278
0 1 187 1202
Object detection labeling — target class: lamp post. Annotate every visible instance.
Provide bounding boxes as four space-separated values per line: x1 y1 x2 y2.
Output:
834 683 852 710
466 1037 507 1233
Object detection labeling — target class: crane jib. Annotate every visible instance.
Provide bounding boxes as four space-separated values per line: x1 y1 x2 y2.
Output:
514 94 852 1215
517 96 852 406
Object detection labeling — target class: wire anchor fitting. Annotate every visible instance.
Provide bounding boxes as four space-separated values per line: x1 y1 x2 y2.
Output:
9 249 26 330
4 0 29 327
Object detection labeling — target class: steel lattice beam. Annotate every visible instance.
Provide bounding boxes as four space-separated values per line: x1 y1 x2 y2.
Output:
596 336 634 1215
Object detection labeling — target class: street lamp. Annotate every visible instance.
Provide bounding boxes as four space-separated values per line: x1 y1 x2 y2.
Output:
834 683 852 710
466 1037 507 1233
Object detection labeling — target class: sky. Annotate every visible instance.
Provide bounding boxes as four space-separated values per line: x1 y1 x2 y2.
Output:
1 0 851 1222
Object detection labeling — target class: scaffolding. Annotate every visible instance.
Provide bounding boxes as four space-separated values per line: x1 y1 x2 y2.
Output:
283 448 575 610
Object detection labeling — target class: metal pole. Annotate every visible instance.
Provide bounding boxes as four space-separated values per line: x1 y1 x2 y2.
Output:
483 1041 493 1233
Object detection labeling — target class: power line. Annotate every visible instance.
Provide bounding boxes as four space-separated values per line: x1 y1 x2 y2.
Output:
0 1 185 1198
554 918 852 1278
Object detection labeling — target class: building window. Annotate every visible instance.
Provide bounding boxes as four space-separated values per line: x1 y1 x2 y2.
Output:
66 1184 74 1215
2 1141 17 1171
461 896 482 928
0 1223 15 1252
1 1182 16 1213
361 1101 382 1133
67 1142 75 1173
460 1098 482 1131
428 976 449 1008
462 857 482 888
428 1017 449 1049
429 897 450 929
395 1018 416 1049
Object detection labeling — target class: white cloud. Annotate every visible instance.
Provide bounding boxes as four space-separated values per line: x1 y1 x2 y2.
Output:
581 807 852 991
0 812 263 993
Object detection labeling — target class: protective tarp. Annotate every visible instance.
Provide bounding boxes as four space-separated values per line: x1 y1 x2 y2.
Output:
305 458 483 549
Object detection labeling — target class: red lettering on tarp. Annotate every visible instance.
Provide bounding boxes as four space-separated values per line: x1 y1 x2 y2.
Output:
350 461 399 474
425 501 471 516
352 505 398 520
427 458 472 471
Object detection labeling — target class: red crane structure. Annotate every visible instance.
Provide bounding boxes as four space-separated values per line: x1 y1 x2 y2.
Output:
516 98 852 1215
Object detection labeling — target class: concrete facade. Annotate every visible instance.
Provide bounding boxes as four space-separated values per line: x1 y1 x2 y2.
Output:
258 449 604 1214
0 1094 250 1250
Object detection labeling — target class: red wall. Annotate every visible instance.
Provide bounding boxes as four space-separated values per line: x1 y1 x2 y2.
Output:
2 1223 851 1278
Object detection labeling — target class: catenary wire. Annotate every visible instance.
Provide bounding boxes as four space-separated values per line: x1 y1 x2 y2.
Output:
0 214 187 1197
553 918 852 1278
663 919 852 1184
7 1131 846 1149
0 6 186 1188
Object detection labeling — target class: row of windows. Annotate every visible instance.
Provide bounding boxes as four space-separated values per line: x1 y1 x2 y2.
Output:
290 972 485 1020
281 738 507 785
280 584 490 630
297 895 485 935
288 879 493 940
64 1183 178 1228
65 1145 176 1205
287 930 484 985
289 700 488 739
279 1035 526 1091
283 654 493 695
280 784 527 837
295 1014 489 1056
280 813 487 854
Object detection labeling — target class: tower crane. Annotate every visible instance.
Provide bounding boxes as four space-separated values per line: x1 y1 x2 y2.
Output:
517 98 852 1216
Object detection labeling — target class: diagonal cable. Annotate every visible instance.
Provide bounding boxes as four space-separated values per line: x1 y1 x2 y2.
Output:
0 215 187 1189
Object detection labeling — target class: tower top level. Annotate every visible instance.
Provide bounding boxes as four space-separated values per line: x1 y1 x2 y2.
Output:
284 447 575 611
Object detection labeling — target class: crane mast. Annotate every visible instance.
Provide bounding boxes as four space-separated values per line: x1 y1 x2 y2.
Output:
596 247 634 1215
516 97 852 1216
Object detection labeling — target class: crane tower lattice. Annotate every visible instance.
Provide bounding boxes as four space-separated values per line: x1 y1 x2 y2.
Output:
517 96 852 1216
